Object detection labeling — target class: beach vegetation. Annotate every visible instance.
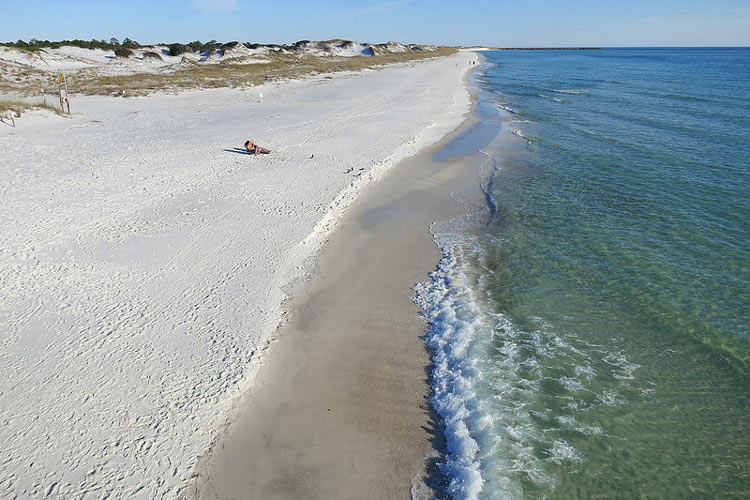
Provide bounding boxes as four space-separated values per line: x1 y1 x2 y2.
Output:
0 40 457 96
142 51 163 60
167 43 188 56
0 98 65 117
3 39 42 52
1 38 145 52
114 46 134 58
89 47 458 96
122 38 140 49
164 40 224 56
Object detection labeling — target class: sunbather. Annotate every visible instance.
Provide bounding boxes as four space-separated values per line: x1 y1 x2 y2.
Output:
245 140 271 155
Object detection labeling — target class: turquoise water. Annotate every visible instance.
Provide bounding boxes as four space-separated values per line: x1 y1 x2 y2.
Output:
418 49 750 499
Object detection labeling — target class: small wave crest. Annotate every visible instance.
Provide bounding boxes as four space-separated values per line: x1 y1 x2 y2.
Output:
552 88 590 95
509 127 538 142
534 93 565 102
510 127 527 139
414 246 487 500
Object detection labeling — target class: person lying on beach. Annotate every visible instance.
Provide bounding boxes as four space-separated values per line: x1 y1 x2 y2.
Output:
245 140 272 155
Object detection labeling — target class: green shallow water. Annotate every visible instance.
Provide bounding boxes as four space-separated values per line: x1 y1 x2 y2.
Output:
422 48 750 499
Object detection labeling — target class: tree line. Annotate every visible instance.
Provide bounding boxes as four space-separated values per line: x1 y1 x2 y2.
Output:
0 38 319 58
2 38 142 56
2 38 247 58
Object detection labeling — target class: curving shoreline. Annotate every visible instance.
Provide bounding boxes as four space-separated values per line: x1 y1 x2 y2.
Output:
193 62 487 498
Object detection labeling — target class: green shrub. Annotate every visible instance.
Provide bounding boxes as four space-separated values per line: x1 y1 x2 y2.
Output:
168 43 188 56
114 46 133 57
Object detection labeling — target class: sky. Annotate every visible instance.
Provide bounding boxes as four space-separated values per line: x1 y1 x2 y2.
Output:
1 0 749 47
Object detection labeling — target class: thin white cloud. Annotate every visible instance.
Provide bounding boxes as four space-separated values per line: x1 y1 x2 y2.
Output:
364 0 414 14
190 0 243 13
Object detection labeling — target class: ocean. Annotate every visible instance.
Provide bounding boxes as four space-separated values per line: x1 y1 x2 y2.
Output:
417 48 750 499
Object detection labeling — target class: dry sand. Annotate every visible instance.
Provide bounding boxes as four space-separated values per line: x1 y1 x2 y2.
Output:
0 52 477 498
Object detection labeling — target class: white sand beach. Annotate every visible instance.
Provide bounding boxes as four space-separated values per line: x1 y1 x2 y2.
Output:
0 51 476 498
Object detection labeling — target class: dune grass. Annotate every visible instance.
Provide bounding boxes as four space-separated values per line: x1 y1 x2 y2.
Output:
0 98 65 117
91 48 458 95
1 47 458 97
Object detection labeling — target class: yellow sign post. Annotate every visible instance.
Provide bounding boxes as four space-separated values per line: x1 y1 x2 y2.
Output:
59 73 70 114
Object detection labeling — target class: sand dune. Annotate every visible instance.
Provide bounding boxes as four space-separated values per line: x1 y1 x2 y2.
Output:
0 40 438 78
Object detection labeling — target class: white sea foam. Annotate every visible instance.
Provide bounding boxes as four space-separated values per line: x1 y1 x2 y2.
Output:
415 222 636 497
597 390 621 406
552 89 590 95
546 440 584 465
560 376 586 392
415 232 642 495
414 249 486 499
415 233 568 498
575 363 596 379
602 353 641 380
537 94 564 102
510 127 526 139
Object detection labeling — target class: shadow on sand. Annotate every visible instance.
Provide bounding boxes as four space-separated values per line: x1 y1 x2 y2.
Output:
223 148 253 155
420 360 450 499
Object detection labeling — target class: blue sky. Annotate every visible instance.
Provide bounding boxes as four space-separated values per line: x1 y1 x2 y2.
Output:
2 0 749 47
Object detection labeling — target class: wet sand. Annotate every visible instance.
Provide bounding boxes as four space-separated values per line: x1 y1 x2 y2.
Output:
193 80 504 499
